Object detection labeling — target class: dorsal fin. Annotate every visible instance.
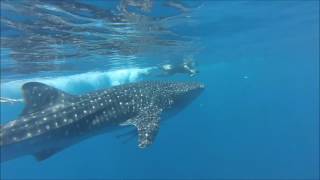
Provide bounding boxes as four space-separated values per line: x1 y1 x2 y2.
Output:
21 82 76 115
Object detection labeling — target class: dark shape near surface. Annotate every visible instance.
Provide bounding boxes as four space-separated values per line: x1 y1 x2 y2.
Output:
0 81 204 162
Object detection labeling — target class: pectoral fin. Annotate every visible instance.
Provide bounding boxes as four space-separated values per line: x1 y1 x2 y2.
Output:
120 106 162 148
34 148 62 161
115 129 137 144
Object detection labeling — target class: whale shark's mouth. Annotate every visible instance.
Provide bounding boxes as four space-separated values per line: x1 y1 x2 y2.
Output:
0 67 153 98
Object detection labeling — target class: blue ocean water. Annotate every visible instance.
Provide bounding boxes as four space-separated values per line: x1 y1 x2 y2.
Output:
0 0 319 179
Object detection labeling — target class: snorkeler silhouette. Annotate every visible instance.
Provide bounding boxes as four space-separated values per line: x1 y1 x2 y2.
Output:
159 59 199 77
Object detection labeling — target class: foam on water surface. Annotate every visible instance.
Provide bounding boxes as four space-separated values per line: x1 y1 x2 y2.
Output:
1 68 152 98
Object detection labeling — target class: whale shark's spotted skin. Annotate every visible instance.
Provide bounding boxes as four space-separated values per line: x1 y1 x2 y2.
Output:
0 81 204 162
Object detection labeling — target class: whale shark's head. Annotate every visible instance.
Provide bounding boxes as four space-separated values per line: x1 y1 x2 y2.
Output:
166 82 205 107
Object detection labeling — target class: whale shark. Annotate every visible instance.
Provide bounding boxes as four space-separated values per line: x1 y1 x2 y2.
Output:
0 81 204 162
